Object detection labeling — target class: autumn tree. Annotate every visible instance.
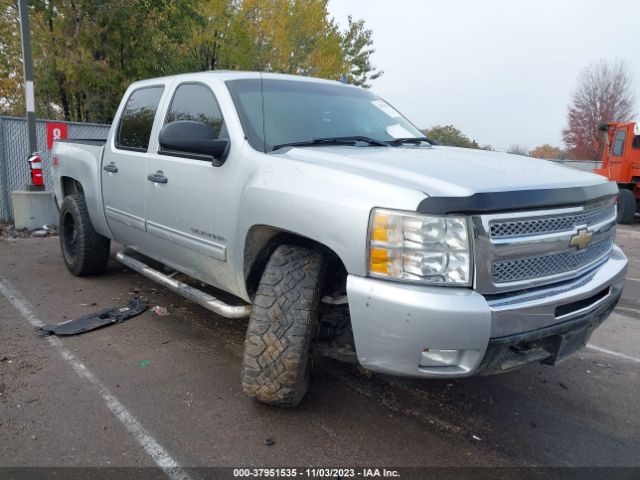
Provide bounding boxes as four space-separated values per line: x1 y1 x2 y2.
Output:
191 0 233 71
0 0 382 122
225 0 346 78
562 60 636 160
423 125 481 149
529 144 564 160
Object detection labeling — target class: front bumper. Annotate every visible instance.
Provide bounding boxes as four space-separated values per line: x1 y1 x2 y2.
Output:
347 245 627 378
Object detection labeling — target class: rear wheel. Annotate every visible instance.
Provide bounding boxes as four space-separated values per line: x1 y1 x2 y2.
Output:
617 188 636 224
59 194 111 276
241 244 326 407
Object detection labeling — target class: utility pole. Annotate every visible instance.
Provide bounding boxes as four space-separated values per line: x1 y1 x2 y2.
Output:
18 0 37 156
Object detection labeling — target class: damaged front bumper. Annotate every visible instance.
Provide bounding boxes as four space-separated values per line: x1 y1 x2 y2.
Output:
346 245 627 378
37 298 147 336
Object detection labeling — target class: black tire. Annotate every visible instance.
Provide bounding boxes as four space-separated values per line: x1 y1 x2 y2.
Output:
241 244 326 407
617 189 636 224
59 193 111 276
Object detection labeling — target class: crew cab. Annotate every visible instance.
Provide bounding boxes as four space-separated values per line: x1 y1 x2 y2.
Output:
52 71 627 407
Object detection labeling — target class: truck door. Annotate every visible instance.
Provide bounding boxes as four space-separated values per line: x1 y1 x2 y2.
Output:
144 82 239 290
608 128 628 181
102 85 165 248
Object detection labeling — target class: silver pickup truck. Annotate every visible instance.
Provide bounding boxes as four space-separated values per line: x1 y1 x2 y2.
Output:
52 71 627 407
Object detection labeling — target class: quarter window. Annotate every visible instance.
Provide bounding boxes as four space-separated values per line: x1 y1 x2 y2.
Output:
165 83 225 139
612 130 626 156
116 86 164 151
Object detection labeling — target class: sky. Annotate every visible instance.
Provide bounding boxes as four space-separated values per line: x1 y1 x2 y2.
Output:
327 0 640 152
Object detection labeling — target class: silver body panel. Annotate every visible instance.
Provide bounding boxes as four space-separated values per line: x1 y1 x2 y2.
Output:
52 71 628 378
52 141 111 238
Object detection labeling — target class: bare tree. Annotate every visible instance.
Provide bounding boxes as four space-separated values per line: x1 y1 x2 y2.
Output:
507 144 529 156
562 60 636 160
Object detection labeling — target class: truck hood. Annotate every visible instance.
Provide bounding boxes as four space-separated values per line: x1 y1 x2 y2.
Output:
276 145 607 198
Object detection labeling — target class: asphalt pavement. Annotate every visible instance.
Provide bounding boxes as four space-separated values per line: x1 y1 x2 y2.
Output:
0 226 638 477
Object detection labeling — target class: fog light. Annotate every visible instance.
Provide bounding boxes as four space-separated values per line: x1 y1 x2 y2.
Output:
419 348 463 367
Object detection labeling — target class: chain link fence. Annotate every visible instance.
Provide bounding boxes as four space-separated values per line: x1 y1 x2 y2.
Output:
0 116 110 222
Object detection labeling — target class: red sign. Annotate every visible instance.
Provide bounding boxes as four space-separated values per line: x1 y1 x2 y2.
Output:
47 122 68 150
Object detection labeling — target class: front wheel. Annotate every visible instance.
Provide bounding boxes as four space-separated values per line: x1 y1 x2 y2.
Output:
617 188 636 224
241 244 326 407
59 193 111 276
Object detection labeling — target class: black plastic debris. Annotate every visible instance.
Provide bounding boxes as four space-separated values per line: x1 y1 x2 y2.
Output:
37 298 146 336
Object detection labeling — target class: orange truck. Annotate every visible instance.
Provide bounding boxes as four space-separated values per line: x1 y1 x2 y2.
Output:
594 121 640 224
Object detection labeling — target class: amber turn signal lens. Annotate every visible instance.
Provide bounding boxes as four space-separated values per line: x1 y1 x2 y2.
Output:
369 247 390 274
372 213 389 242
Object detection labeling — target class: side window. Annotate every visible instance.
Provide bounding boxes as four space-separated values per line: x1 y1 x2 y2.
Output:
165 83 225 139
612 130 626 156
116 86 164 151
633 135 640 150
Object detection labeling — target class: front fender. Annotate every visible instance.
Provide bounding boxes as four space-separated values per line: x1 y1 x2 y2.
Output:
232 153 426 299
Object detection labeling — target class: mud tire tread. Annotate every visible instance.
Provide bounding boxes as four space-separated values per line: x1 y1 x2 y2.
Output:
241 244 325 407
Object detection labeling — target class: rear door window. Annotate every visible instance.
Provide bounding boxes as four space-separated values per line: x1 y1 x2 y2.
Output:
612 130 626 156
116 86 164 151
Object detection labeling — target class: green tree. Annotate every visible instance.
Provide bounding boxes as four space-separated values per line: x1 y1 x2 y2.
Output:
0 0 383 122
423 125 481 149
191 0 233 71
340 15 382 87
0 1 26 115
16 0 200 122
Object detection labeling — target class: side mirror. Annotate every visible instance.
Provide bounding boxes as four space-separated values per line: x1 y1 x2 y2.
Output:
159 120 230 165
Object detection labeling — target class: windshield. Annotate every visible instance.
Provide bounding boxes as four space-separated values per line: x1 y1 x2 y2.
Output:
226 78 425 152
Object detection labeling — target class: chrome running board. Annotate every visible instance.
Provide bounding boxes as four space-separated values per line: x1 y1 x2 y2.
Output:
116 249 251 319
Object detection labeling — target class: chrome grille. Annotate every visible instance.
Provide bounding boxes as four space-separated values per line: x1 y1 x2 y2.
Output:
473 196 617 294
490 204 615 238
492 236 614 283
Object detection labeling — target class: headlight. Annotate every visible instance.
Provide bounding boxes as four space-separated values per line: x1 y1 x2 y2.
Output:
368 208 472 286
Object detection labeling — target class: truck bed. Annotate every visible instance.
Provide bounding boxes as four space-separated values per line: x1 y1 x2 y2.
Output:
56 138 107 146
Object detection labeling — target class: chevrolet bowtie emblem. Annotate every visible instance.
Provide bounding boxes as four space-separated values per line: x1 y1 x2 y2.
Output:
570 229 593 249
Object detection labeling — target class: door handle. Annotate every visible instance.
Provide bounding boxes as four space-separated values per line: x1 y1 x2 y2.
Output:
147 171 168 184
103 162 118 173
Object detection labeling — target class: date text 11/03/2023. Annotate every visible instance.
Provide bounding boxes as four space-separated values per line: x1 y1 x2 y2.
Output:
232 468 401 478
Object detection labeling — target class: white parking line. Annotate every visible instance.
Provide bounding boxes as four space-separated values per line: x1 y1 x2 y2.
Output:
625 277 640 282
586 344 640 364
0 274 192 480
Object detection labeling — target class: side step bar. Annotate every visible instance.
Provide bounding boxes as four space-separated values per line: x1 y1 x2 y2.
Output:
116 249 252 319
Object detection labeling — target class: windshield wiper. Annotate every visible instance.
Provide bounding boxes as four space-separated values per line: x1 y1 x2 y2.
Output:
386 137 433 146
272 136 390 151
